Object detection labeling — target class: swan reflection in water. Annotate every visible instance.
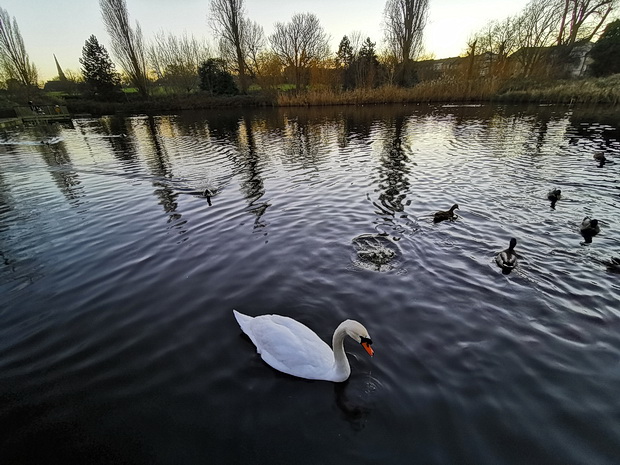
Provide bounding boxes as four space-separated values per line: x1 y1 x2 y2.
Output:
334 373 379 431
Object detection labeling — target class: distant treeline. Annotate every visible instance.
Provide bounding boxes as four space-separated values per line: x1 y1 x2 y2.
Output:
0 0 619 110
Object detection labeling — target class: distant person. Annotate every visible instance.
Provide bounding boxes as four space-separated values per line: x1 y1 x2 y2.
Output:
28 101 44 114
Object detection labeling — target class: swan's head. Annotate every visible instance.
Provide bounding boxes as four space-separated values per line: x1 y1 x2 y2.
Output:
450 204 459 212
343 320 374 356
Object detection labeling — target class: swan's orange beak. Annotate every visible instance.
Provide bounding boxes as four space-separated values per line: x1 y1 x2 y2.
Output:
361 341 374 357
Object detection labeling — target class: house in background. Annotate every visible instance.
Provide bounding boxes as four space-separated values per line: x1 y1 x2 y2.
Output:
415 42 594 82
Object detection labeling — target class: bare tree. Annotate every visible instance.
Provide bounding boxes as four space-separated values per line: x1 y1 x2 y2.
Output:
100 0 149 98
148 31 211 93
253 50 283 92
242 19 266 79
557 0 618 46
469 17 519 78
383 0 428 85
347 31 365 58
464 0 618 79
0 7 38 88
209 0 264 93
512 0 563 76
269 12 330 92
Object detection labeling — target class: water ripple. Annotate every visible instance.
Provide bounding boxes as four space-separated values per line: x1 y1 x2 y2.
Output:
1 104 619 464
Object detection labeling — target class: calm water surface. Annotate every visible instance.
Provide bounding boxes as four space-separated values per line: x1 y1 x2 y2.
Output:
1 104 619 464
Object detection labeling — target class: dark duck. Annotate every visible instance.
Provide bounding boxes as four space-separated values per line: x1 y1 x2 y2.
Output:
547 188 561 208
434 204 459 223
580 217 600 243
496 238 518 272
593 152 606 167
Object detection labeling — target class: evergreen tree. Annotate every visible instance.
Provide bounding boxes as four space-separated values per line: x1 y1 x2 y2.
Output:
198 59 238 95
336 36 354 69
336 35 356 89
79 35 121 98
352 38 381 88
589 20 620 77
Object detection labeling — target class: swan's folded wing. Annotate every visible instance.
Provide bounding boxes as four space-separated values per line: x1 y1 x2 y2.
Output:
251 316 335 379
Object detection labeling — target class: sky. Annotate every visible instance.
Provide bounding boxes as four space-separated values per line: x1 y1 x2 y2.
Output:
1 0 529 82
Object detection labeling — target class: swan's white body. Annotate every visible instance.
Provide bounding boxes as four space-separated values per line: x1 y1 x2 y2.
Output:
233 310 373 382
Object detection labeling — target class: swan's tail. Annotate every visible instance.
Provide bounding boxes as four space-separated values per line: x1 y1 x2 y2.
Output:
233 309 252 326
233 309 255 331
233 310 261 352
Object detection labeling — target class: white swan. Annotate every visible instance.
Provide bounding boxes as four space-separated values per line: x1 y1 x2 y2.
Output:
233 310 374 382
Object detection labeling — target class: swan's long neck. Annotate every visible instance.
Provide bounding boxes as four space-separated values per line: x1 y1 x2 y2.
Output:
332 323 351 379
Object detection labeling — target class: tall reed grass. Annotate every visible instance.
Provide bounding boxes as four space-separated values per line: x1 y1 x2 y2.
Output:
58 75 620 116
276 75 620 106
497 75 620 104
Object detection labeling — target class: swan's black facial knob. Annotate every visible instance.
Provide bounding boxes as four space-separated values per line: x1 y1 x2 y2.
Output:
360 336 374 356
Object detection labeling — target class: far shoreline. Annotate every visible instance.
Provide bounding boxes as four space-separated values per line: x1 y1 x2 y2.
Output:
2 75 618 120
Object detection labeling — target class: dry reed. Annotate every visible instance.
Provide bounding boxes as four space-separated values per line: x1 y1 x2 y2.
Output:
276 75 620 106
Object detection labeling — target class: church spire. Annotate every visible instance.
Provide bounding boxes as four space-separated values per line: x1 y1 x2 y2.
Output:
54 54 67 81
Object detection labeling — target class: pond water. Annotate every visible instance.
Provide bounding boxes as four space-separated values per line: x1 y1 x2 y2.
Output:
1 103 619 464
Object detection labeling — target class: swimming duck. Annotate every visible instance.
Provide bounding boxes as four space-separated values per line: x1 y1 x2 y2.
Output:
496 237 518 271
434 204 459 223
547 188 561 208
593 152 606 162
580 217 600 239
594 152 607 167
547 188 561 202
233 310 373 382
203 187 216 206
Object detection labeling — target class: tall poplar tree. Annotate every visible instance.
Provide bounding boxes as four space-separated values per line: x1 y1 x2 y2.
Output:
208 0 265 93
383 0 429 86
0 7 38 88
100 0 149 98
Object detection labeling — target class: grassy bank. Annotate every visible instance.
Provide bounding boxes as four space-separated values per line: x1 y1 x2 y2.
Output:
496 74 620 104
2 75 618 117
277 80 502 106
276 75 620 107
63 92 275 116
